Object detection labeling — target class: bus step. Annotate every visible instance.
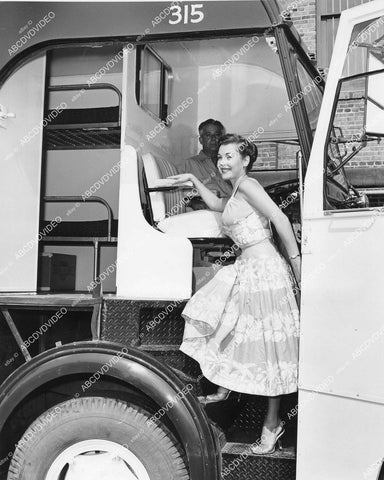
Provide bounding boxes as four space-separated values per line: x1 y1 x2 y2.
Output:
168 365 201 385
230 393 298 438
221 442 296 480
138 344 180 351
142 348 202 378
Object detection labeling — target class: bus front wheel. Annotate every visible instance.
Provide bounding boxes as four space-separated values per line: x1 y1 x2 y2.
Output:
7 396 189 480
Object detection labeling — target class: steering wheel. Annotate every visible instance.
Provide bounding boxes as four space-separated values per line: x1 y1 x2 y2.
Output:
265 178 300 201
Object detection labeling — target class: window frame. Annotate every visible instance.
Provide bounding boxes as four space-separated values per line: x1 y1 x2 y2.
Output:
323 67 384 212
136 45 173 125
316 0 370 71
274 23 324 172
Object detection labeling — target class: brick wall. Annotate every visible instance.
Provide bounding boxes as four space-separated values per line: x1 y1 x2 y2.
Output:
278 0 317 55
333 79 384 173
253 142 298 171
255 143 278 169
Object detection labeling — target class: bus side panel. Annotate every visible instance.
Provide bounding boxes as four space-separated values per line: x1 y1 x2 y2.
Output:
299 214 384 403
0 54 46 291
297 390 384 480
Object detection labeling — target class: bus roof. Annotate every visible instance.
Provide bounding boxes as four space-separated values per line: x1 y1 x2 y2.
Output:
0 1 282 83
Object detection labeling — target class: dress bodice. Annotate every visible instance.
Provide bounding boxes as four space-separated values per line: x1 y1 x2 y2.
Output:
221 175 272 249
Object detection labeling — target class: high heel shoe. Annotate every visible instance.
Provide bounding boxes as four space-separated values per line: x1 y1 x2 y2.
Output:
250 421 285 455
198 387 231 404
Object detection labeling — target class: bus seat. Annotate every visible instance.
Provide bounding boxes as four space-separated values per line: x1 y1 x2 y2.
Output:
157 209 224 237
155 156 188 217
142 153 167 222
142 153 224 238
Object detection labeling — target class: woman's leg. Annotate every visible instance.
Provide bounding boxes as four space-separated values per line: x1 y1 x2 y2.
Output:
198 386 230 404
251 395 284 454
263 396 281 430
198 334 232 402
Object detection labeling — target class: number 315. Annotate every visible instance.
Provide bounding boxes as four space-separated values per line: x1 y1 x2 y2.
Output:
169 4 204 24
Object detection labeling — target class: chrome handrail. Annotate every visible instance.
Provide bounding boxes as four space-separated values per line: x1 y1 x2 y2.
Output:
43 195 113 241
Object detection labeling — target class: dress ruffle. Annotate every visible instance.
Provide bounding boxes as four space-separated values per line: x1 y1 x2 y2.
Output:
180 252 299 396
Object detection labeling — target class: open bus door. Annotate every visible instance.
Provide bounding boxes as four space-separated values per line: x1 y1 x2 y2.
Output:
298 2 384 479
0 55 46 291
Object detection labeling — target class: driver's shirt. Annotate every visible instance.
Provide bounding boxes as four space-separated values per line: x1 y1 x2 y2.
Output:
178 150 232 198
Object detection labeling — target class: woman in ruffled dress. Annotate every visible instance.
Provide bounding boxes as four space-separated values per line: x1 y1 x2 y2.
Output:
169 134 300 454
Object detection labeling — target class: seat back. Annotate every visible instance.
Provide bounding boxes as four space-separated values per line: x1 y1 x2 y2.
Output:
155 157 187 217
141 153 224 239
141 153 166 222
142 153 187 221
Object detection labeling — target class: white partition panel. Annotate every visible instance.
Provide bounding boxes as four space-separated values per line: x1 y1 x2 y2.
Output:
116 146 193 300
116 47 193 300
0 55 46 291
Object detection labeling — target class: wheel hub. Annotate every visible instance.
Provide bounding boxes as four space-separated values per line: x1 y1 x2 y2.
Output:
45 439 151 480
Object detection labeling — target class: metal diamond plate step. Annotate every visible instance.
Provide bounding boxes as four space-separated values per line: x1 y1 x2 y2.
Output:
222 442 296 480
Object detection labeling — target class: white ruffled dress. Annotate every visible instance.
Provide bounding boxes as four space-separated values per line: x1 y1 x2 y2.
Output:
180 175 299 396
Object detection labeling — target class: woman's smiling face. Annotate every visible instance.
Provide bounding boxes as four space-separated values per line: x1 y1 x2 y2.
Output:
217 143 249 183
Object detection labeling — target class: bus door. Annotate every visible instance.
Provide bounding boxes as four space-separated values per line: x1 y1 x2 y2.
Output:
0 54 46 291
298 2 384 479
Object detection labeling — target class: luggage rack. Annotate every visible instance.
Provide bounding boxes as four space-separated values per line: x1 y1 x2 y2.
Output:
41 196 118 282
45 83 122 150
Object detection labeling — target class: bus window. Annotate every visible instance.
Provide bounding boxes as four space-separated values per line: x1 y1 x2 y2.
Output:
342 15 384 78
136 35 297 186
137 46 172 123
139 35 297 150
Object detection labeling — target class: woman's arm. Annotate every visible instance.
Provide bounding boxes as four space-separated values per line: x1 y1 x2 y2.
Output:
168 173 228 212
239 178 301 283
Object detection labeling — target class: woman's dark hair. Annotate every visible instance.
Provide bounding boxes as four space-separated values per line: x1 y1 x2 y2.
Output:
218 134 258 172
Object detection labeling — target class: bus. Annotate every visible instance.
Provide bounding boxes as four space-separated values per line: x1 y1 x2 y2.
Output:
0 1 383 479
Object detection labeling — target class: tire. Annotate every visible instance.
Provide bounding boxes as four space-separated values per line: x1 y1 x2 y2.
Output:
8 397 189 480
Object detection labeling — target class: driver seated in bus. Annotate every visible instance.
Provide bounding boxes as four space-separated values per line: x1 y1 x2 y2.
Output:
178 119 232 209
